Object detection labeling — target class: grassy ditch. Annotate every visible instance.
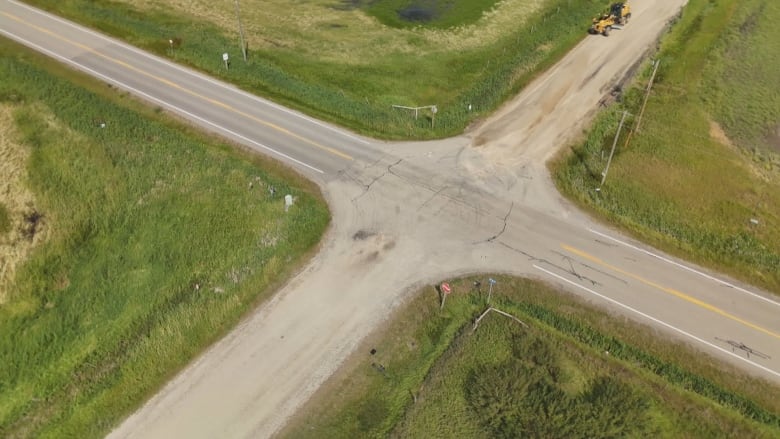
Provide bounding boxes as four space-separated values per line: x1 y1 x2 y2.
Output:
552 0 780 293
282 276 780 438
0 39 329 438
26 0 604 139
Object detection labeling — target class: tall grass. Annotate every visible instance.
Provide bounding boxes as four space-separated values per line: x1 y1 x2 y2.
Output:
0 40 329 438
552 0 780 293
282 276 780 438
26 0 605 139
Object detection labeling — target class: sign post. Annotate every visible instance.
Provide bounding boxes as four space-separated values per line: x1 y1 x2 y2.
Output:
487 278 496 304
222 52 230 70
440 282 451 310
431 105 437 129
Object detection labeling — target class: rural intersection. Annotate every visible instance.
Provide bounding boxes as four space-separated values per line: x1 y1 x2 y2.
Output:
1 0 778 437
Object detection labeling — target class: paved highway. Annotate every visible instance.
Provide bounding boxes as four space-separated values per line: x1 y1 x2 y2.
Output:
1 0 778 437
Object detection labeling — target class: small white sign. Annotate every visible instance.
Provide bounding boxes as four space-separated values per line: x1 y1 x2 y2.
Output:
284 194 293 212
222 53 229 61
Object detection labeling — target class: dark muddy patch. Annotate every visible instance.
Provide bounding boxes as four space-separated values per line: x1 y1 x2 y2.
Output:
353 229 376 240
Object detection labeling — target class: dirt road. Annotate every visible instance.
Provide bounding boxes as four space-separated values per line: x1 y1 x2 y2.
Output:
460 0 687 215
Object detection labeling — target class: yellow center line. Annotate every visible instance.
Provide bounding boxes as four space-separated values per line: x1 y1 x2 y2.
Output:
3 11 353 161
561 243 780 340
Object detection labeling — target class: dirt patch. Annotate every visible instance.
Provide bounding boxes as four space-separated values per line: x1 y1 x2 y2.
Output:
709 120 734 147
0 105 46 303
709 120 778 182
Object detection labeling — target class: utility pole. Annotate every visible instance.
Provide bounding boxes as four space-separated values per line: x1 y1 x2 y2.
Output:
635 60 660 132
234 0 247 62
599 111 628 189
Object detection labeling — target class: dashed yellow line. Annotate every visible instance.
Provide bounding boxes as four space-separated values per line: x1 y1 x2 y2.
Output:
561 243 780 340
2 11 353 161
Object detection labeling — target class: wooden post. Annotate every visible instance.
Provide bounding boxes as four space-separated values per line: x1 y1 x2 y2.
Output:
635 60 660 132
599 111 628 188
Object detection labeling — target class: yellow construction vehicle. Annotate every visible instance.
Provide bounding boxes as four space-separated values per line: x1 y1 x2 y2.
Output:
590 2 631 36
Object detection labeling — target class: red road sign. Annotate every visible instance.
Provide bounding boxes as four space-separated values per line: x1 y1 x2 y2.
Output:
441 283 451 294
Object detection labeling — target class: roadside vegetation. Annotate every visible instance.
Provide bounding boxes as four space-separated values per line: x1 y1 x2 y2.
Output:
553 0 780 293
0 39 329 438
26 0 605 139
282 276 780 438
0 205 10 235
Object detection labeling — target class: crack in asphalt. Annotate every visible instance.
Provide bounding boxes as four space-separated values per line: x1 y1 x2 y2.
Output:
581 261 628 284
551 250 604 287
498 241 541 262
352 158 498 224
497 242 602 287
337 168 366 188
551 246 628 285
567 256 581 280
418 185 449 211
350 158 403 203
484 202 514 243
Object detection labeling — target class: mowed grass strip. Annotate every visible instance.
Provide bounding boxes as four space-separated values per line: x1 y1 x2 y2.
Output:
281 276 780 438
552 0 780 293
26 0 605 139
0 39 329 438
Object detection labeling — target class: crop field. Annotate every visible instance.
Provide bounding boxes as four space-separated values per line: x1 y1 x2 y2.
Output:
282 276 780 438
27 0 606 138
0 39 328 438
553 0 780 293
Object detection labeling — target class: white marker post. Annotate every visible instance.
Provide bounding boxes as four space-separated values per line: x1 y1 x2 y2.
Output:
222 52 230 70
431 105 438 129
284 194 293 212
487 278 496 304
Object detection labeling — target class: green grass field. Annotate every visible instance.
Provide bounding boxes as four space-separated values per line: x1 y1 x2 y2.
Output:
26 0 604 139
282 276 780 438
0 39 329 438
553 0 780 293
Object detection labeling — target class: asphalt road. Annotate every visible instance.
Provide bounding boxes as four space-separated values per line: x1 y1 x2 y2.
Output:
2 0 779 437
